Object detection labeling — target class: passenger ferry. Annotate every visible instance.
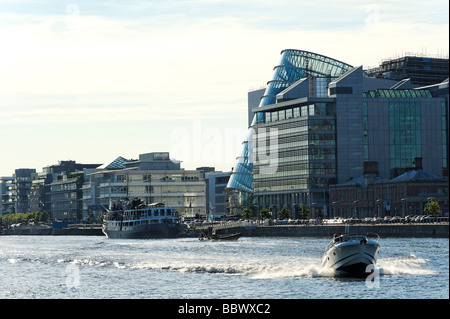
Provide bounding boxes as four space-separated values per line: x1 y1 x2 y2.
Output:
102 199 184 239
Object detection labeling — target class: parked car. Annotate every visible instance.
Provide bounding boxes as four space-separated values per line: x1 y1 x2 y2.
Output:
362 217 376 224
390 216 402 223
402 215 412 223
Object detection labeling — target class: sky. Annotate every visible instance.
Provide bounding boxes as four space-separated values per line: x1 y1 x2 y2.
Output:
0 0 448 177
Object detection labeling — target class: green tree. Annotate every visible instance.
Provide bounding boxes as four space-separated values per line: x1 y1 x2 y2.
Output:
278 205 291 220
39 211 50 223
299 204 309 219
424 197 441 215
242 207 253 220
260 208 272 219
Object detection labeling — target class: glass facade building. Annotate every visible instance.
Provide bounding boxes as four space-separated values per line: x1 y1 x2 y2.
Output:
226 50 353 207
228 49 448 217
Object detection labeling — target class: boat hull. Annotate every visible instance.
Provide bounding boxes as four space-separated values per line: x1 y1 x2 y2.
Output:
102 223 183 239
216 233 241 241
322 241 380 276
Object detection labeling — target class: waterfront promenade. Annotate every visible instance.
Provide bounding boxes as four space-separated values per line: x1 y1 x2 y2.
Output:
3 219 447 238
191 218 449 238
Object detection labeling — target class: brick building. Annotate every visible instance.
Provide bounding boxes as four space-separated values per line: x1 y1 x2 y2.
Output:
329 159 448 218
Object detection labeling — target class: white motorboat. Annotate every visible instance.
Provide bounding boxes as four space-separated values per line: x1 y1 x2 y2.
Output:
322 233 380 276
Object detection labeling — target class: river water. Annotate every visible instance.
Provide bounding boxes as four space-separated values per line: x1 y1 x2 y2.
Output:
0 235 448 299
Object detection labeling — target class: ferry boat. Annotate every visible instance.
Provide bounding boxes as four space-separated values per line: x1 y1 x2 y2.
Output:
322 233 380 277
102 199 184 239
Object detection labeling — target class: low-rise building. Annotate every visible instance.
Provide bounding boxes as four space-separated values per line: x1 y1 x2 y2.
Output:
82 152 207 219
329 159 448 218
205 171 231 219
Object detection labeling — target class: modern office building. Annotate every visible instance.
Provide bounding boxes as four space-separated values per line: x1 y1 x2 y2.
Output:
49 171 86 220
0 177 13 215
227 49 449 217
204 171 231 219
365 55 449 86
2 169 37 215
226 49 353 213
82 152 206 219
29 160 100 218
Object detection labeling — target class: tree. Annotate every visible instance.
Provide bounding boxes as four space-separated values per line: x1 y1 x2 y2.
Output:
299 204 309 219
278 205 291 220
260 208 271 219
39 211 50 223
424 198 441 215
242 207 253 220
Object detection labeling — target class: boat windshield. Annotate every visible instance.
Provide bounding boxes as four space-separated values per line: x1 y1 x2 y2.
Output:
326 233 379 250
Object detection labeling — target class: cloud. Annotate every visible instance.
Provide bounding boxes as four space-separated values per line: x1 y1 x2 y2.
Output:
0 0 448 176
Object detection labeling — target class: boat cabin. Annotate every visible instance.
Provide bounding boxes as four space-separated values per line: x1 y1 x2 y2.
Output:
103 201 179 230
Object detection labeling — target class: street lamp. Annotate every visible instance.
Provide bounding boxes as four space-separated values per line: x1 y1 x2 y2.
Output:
401 198 407 217
353 200 360 219
376 199 382 219
331 201 338 218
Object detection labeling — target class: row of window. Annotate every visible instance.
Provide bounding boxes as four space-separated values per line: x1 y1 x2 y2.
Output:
262 103 336 124
364 89 432 99
114 174 200 183
97 185 205 197
255 178 308 192
331 185 407 202
254 166 337 180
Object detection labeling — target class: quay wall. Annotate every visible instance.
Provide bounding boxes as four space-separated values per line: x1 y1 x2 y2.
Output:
2 224 448 238
2 227 103 236
234 223 449 238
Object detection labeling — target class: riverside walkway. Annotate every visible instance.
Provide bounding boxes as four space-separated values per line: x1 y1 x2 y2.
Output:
2 218 448 238
189 218 449 238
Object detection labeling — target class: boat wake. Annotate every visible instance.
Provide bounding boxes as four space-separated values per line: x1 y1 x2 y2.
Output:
5 252 436 279
129 258 336 279
250 264 335 279
377 254 437 276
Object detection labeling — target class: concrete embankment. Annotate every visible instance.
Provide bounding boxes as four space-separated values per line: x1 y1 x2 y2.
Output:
230 223 449 238
2 223 448 238
2 227 103 236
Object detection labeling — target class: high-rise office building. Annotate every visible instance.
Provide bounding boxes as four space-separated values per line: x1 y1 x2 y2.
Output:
227 49 449 217
226 50 353 212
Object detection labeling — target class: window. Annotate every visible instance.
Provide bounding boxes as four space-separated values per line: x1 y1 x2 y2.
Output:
301 106 308 117
272 111 278 121
329 87 353 95
286 108 293 119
